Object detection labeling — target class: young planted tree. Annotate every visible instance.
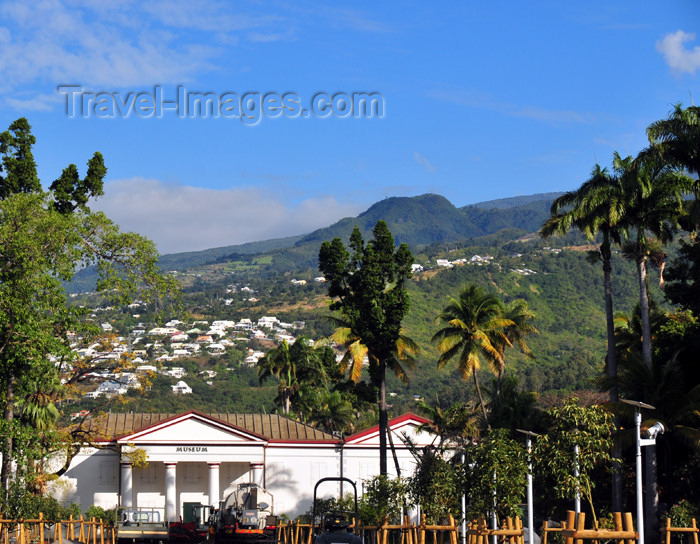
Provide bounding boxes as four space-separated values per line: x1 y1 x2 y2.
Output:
319 220 413 475
463 428 527 521
533 398 614 525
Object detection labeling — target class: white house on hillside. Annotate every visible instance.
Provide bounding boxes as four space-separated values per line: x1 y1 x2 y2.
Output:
171 381 192 394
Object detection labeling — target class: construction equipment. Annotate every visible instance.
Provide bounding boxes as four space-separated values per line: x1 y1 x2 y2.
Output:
117 509 170 544
311 477 362 544
169 503 212 543
211 483 277 544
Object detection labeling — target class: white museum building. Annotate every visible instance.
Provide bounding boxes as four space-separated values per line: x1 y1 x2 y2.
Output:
53 410 435 519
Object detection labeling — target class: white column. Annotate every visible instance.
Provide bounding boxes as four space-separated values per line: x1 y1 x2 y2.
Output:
121 463 133 508
250 463 264 486
208 463 220 506
165 463 177 522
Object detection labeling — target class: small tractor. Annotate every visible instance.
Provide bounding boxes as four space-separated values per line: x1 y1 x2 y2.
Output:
211 483 277 544
311 477 363 544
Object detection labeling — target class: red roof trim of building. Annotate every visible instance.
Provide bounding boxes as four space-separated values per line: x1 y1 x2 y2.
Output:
344 412 431 443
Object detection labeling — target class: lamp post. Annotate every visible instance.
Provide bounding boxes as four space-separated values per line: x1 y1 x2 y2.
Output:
620 399 656 544
516 429 539 544
574 444 580 514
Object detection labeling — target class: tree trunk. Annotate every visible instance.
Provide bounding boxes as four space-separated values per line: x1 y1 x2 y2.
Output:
473 369 491 430
637 255 653 367
1 373 15 490
283 390 291 414
379 360 388 476
387 421 401 477
602 237 623 511
645 445 660 542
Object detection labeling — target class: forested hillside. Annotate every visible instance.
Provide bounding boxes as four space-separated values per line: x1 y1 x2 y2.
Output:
108 220 667 416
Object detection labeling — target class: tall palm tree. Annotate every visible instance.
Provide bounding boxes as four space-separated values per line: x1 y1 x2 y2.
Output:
541 163 624 403
614 150 695 367
540 163 627 509
646 103 700 177
432 284 513 425
614 149 694 538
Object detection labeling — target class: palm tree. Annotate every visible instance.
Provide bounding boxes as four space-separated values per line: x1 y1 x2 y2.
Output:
614 150 695 367
257 337 327 414
415 399 481 449
328 317 418 474
541 163 624 404
17 381 61 431
540 163 627 509
330 318 418 385
432 284 513 425
303 389 356 435
494 299 538 395
646 103 700 177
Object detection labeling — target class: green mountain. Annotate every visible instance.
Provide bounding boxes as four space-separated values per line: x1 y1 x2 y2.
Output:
157 234 306 270
67 192 565 292
256 193 562 271
74 189 675 417
467 191 564 210
161 192 563 270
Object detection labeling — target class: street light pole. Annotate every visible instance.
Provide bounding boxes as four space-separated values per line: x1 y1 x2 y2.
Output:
621 399 656 544
517 429 539 544
634 409 644 544
574 444 580 514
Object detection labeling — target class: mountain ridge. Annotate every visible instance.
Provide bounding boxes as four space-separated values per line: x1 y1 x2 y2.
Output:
161 192 564 271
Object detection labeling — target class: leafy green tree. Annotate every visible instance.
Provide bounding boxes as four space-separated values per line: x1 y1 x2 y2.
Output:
360 475 408 524
0 117 41 198
463 428 527 521
319 220 413 475
533 398 614 525
432 284 513 425
0 118 179 494
50 152 106 214
407 448 460 523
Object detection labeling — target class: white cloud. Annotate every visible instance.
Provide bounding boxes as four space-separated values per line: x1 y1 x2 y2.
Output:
92 178 363 255
0 0 294 110
656 30 700 75
4 92 61 111
413 151 436 172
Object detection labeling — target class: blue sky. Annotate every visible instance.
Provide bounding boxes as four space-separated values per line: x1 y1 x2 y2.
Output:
1 1 699 254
